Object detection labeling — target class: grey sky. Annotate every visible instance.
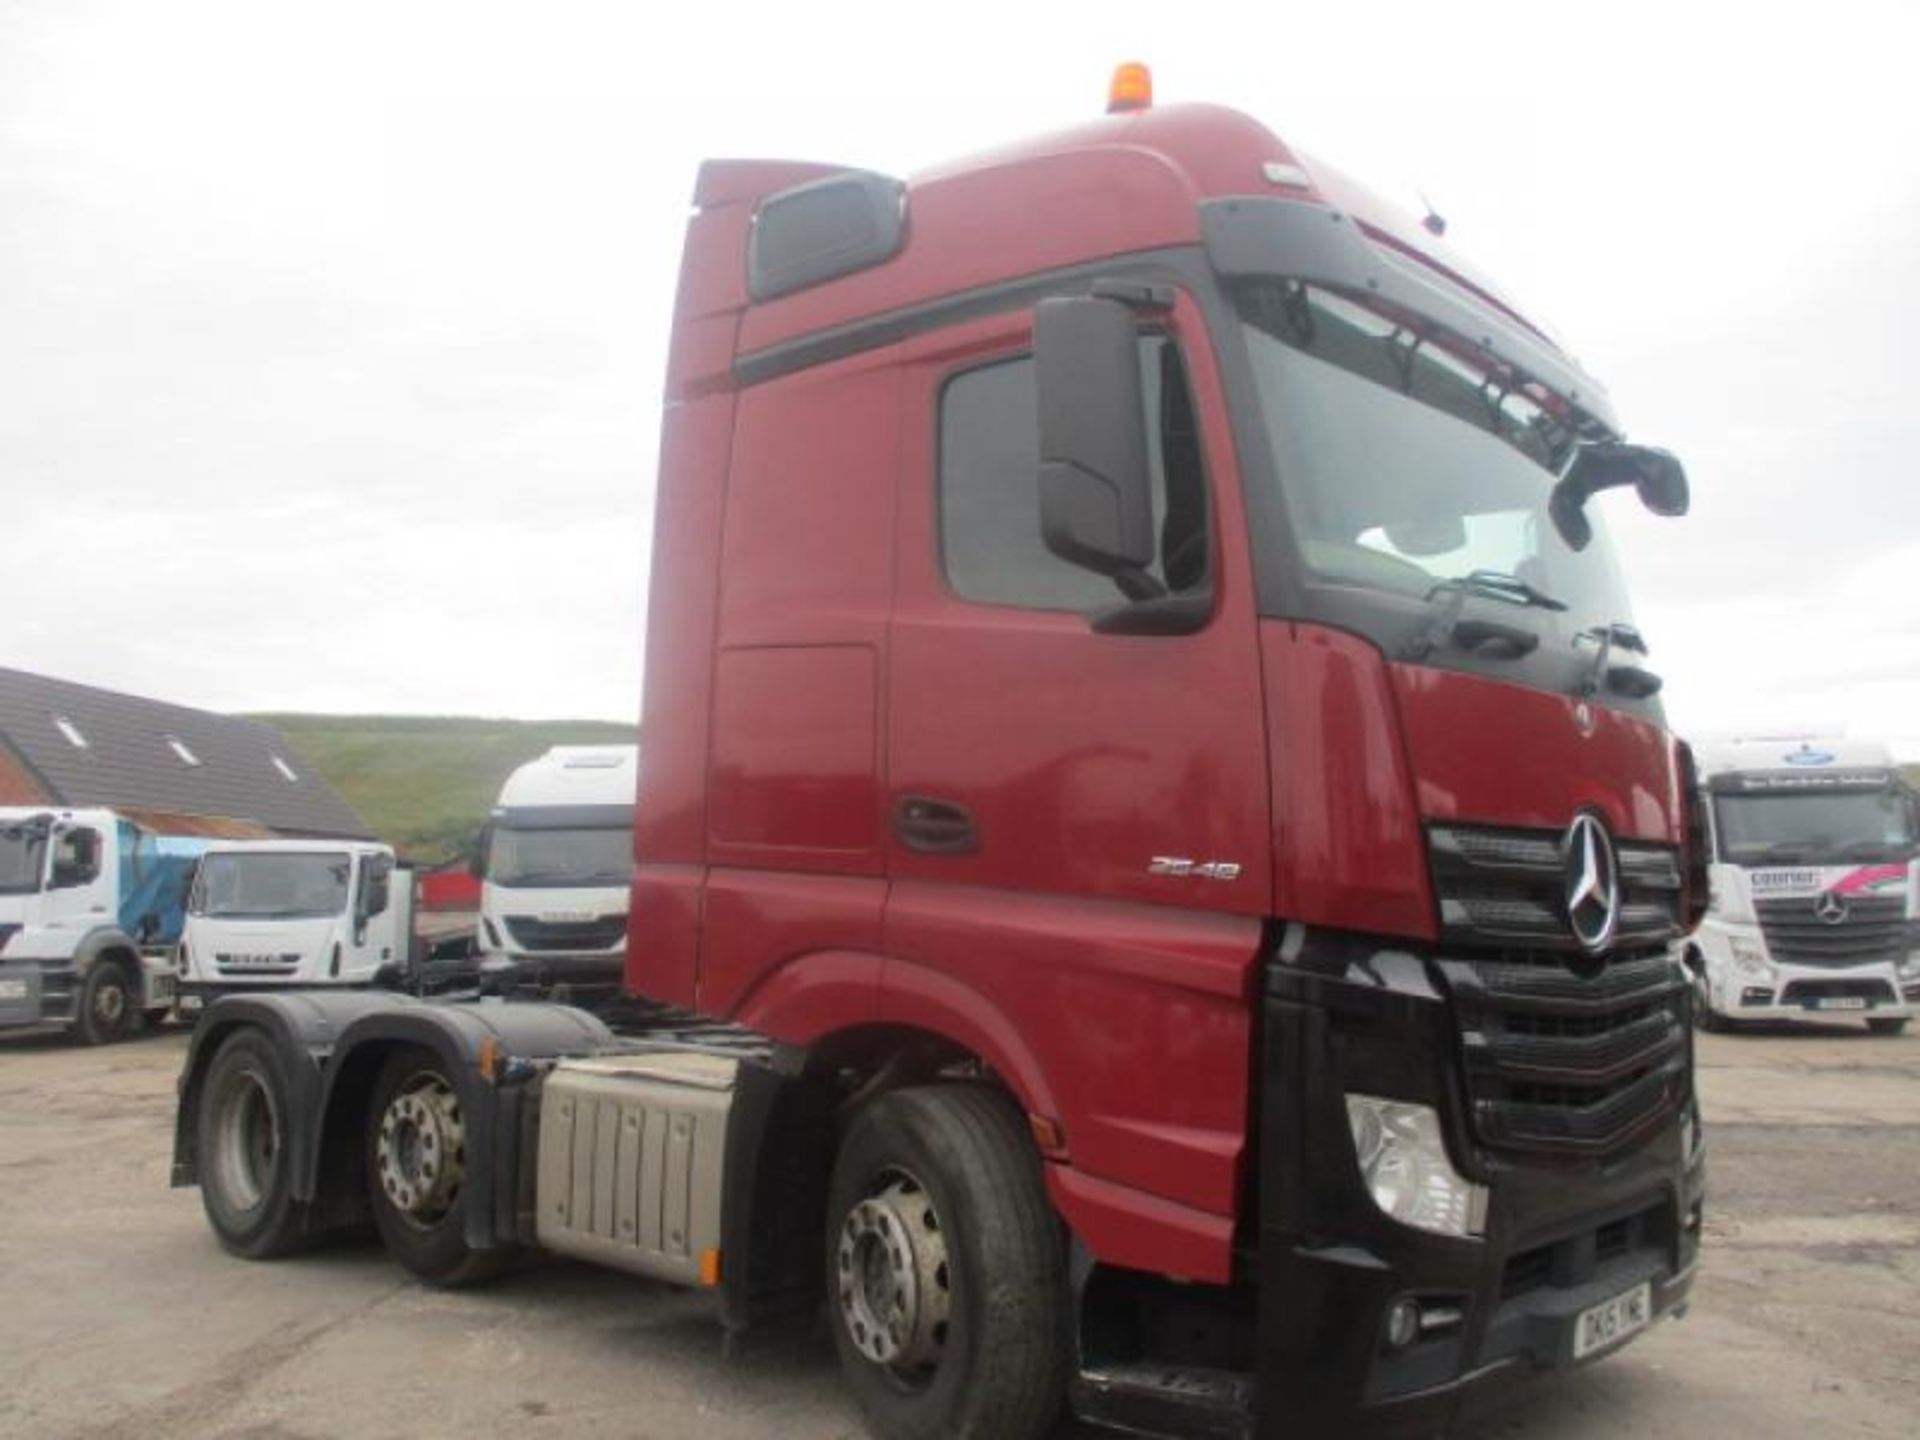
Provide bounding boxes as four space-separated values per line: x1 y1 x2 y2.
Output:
4 1 1917 756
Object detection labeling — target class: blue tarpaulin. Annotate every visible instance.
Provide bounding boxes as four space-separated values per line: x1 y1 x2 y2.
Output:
116 829 212 945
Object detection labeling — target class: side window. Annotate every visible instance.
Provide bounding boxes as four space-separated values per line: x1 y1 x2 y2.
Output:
939 336 1209 611
50 828 103 890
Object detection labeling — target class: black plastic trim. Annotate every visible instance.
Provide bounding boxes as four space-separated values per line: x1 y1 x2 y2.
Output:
748 170 905 302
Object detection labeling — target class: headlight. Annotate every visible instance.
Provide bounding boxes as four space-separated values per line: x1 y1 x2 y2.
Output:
1728 935 1771 975
1345 1096 1488 1239
1899 955 1920 981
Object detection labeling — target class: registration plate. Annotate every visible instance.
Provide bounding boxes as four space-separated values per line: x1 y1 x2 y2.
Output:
1573 1281 1651 1360
1812 997 1869 1011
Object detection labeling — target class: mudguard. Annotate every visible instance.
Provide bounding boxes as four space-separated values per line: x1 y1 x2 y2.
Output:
173 991 615 1249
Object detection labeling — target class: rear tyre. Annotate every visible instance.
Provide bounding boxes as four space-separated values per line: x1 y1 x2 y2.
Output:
1867 1017 1910 1036
198 1028 310 1257
825 1084 1066 1440
74 957 142 1045
365 1051 506 1286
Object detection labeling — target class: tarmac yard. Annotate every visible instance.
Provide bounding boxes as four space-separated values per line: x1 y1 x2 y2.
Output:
0 1022 1915 1440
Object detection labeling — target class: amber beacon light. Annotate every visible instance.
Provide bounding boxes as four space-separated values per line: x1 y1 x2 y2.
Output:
1107 61 1153 113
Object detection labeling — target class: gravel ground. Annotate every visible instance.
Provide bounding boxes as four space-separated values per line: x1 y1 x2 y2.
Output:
0 1017 1914 1439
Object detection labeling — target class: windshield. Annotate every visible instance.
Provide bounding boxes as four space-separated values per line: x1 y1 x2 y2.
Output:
194 852 351 919
1239 282 1637 637
487 826 629 888
0 826 46 895
1714 789 1917 866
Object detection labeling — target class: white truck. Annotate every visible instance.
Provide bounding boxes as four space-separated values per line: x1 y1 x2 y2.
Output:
177 840 411 1000
1689 737 1920 1033
472 745 636 996
0 806 206 1042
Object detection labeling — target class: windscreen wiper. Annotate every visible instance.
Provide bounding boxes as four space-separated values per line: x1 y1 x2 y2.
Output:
1576 621 1663 699
1400 569 1563 662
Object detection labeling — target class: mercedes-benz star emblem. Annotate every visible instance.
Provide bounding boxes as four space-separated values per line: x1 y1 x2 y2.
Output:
1814 891 1850 925
1563 813 1621 953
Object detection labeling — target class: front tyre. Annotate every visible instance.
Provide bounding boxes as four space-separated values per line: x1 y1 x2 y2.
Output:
364 1051 505 1286
1690 972 1729 1034
75 958 142 1045
198 1028 310 1257
826 1085 1066 1440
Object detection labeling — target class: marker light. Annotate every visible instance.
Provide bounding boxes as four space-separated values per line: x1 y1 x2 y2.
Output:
1108 62 1153 114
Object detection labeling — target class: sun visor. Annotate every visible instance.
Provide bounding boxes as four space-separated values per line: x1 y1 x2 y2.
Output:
1200 197 1618 435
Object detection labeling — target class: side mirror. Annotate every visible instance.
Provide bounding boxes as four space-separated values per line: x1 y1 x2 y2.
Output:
1033 296 1157 594
1550 443 1689 550
467 823 492 880
355 854 394 941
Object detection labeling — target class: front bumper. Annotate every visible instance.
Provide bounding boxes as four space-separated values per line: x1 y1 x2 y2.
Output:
1255 939 1703 1436
0 959 74 1028
1722 960 1912 1020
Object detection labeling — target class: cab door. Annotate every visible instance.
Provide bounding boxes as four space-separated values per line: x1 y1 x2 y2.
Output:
880 288 1273 1232
42 822 111 933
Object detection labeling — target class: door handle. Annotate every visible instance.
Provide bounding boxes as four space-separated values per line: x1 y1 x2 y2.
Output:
892 797 979 856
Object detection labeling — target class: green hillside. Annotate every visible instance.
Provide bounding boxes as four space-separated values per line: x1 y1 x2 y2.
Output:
249 714 636 864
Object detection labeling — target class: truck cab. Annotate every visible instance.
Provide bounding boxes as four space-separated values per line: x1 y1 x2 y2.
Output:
178 840 409 997
473 745 636 993
1690 737 1919 1033
0 806 200 1042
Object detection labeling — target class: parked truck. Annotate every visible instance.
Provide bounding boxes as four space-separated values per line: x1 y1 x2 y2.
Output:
0 806 205 1042
171 76 1708 1438
176 840 410 1001
472 744 637 997
1688 736 1919 1034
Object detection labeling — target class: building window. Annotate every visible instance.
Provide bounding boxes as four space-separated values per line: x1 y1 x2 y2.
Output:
271 755 299 782
164 735 202 768
53 715 88 749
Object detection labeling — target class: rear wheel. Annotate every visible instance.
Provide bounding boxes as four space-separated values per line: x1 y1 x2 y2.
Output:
1867 1017 1910 1036
198 1029 310 1257
825 1085 1066 1440
74 957 142 1045
365 1051 505 1286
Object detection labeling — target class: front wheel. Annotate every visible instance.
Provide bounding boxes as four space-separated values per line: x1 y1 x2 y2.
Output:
1867 1017 1910 1036
198 1029 310 1257
1690 973 1729 1034
74 958 142 1045
825 1085 1066 1440
365 1051 506 1286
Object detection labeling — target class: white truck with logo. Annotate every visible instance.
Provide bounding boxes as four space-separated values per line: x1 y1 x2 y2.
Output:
177 840 411 1000
1689 737 1920 1033
473 745 636 995
0 806 206 1043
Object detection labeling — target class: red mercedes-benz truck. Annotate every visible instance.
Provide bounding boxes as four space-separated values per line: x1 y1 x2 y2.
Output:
172 76 1707 1439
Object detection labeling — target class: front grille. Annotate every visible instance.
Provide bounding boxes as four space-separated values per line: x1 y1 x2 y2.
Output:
1429 823 1690 1159
215 952 301 977
1756 895 1910 969
503 915 627 953
1778 977 1898 1007
1429 826 1683 952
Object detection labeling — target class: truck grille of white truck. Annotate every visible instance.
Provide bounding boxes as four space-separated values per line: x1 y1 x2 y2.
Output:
1755 894 1910 969
215 952 302 977
1426 824 1690 1159
505 915 627 952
